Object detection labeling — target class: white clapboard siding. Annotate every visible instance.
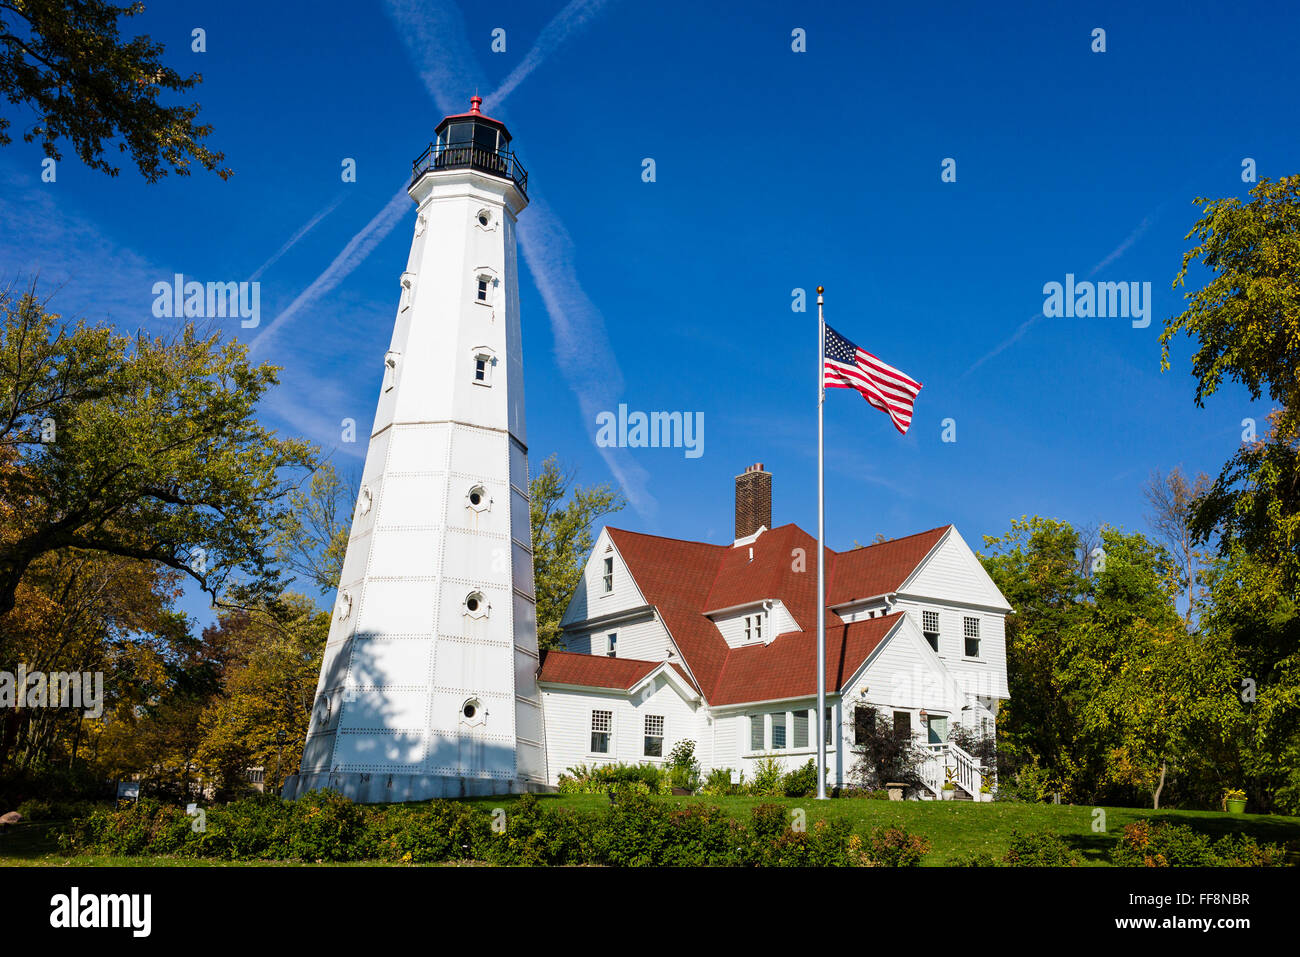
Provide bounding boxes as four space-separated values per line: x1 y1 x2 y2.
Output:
538 674 703 785
900 527 1012 612
893 599 1009 700
559 528 646 628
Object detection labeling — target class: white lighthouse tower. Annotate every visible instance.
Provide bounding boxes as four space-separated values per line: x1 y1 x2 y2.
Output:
284 98 548 802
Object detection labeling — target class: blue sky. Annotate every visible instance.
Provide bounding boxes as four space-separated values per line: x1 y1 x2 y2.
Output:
2 0 1297 626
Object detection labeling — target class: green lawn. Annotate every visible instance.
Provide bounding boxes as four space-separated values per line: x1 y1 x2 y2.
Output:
3 795 1297 867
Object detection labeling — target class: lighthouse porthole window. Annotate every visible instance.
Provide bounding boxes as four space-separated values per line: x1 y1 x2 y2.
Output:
466 484 491 512
475 208 494 229
461 697 486 727
464 591 489 619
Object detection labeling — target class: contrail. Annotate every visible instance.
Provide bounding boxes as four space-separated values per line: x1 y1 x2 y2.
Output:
381 0 654 513
962 213 1156 377
382 0 484 114
519 198 657 513
250 184 409 356
249 192 348 282
482 0 615 111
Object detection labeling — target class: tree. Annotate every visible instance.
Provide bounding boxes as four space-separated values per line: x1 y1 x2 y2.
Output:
196 594 327 795
1159 176 1300 572
0 0 229 180
273 462 354 594
1143 466 1212 623
980 517 1090 787
0 284 316 636
529 456 625 650
1158 175 1300 812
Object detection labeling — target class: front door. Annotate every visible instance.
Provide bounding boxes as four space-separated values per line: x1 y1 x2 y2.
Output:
926 715 948 745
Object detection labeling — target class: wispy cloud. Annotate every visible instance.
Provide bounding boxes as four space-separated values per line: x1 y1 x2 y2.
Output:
382 0 485 113
248 192 348 282
1089 215 1152 275
962 213 1156 377
378 0 652 512
519 198 656 513
482 0 615 111
250 183 409 356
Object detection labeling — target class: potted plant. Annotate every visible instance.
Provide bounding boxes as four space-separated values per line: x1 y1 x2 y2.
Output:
1224 789 1247 814
941 781 957 800
979 783 993 802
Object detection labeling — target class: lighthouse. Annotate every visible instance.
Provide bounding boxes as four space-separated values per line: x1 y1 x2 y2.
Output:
284 98 548 801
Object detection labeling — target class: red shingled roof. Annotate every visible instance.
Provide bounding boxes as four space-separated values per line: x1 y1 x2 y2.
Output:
537 650 670 690
580 523 950 706
827 526 948 605
710 615 900 705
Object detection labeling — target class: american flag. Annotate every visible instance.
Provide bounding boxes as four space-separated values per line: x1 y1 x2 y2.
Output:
823 323 922 434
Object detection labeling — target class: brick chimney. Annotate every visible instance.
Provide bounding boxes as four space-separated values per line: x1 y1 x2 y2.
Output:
734 464 772 540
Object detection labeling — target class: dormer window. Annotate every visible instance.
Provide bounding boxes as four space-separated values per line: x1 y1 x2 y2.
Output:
744 616 752 641
755 615 762 641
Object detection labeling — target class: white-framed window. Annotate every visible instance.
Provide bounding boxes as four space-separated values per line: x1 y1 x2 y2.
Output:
964 616 981 658
644 714 664 757
771 712 787 749
603 556 614 593
744 616 752 641
383 350 400 392
755 614 762 641
606 632 617 658
792 709 809 749
476 277 490 302
591 710 612 754
749 714 764 752
922 609 940 653
471 345 497 386
399 271 416 312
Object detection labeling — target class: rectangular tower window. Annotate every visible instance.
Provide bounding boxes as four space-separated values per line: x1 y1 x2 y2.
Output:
603 556 613 593
474 357 487 381
644 715 664 757
591 710 612 754
477 278 489 301
964 616 981 658
606 632 617 657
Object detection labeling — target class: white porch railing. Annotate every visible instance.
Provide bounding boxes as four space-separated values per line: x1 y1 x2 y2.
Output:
920 741 991 799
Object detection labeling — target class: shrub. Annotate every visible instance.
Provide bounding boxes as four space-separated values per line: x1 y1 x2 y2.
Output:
1113 820 1287 867
701 767 740 796
286 789 369 862
667 740 702 792
556 762 667 794
846 708 930 790
748 757 786 796
849 824 931 867
1002 829 1083 866
781 759 820 798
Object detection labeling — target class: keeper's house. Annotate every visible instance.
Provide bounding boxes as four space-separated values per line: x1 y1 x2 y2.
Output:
537 464 1013 797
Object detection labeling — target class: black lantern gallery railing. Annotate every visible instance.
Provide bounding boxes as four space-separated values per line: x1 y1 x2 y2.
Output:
410 142 529 197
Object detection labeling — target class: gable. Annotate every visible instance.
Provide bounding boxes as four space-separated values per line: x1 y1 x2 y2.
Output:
560 527 649 628
898 527 1012 612
845 614 967 713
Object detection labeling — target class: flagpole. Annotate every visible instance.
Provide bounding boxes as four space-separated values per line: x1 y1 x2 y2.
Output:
816 285 827 801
